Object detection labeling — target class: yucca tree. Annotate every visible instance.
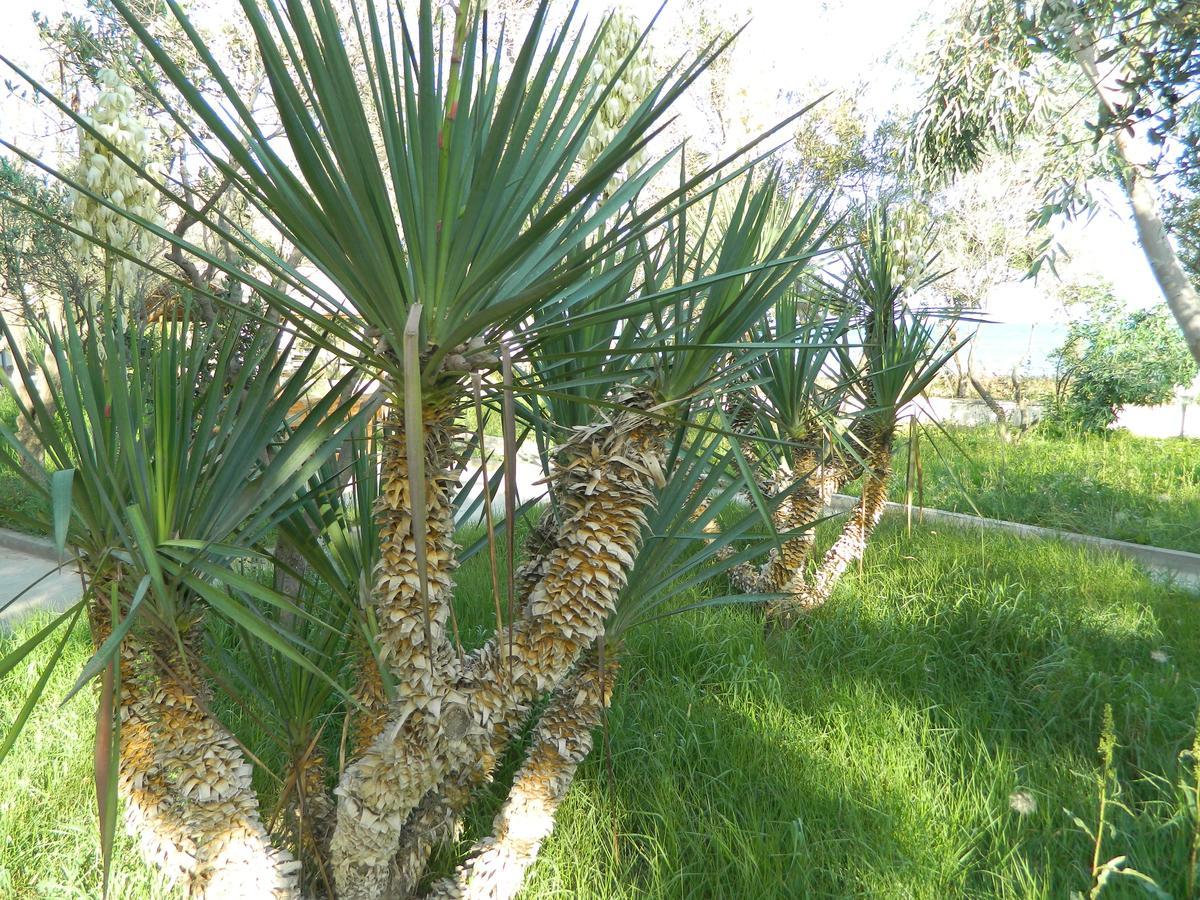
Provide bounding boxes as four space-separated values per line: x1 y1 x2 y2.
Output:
0 307 364 895
57 1 731 892
430 418 797 899
765 211 959 625
424 161 837 888
381 166 828 899
3 0 833 895
726 295 854 593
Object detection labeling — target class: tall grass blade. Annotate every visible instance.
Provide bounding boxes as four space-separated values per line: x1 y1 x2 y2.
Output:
0 605 82 767
94 589 121 900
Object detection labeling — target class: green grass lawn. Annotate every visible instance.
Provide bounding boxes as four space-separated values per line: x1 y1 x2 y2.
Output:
0 392 47 536
885 424 1200 554
3 516 1199 898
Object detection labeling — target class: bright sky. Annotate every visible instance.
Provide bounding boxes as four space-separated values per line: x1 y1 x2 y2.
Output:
0 0 1168 370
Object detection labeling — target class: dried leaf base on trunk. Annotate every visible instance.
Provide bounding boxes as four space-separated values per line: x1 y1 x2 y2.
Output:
331 402 469 899
139 675 300 898
331 398 666 900
372 404 464 691
769 438 893 626
428 650 616 900
88 594 298 898
388 666 561 897
729 446 836 594
350 652 390 758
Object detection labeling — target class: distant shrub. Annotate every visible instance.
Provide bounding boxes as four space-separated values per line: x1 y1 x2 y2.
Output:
1049 283 1196 432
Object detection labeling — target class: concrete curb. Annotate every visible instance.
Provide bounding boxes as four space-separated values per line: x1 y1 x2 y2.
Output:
0 527 59 561
829 494 1200 588
1 496 1195 587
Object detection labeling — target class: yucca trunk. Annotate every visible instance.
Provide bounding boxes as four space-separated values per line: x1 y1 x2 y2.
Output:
331 397 666 900
389 786 470 896
373 403 464 686
727 387 761 479
347 403 464 759
88 576 299 897
732 396 883 597
428 647 617 900
287 751 336 883
350 651 391 758
769 433 893 624
134 650 300 897
389 645 577 897
730 439 831 593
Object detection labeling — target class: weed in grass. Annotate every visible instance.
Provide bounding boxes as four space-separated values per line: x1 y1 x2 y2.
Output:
1064 706 1172 899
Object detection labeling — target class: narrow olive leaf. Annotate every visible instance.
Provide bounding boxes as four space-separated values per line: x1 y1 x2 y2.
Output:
50 468 74 560
61 575 150 706
0 605 83 767
402 303 433 652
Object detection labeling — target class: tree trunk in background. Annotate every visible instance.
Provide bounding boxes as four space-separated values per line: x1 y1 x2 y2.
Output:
1121 158 1200 366
427 647 616 900
10 340 57 473
1070 31 1200 367
331 395 666 900
730 440 830 593
769 436 893 625
968 372 1007 424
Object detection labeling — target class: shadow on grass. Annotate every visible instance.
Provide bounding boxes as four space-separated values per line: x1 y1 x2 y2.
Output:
492 520 1200 899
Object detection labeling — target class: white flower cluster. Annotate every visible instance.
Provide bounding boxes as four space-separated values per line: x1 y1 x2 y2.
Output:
580 9 654 179
73 68 164 288
885 205 933 296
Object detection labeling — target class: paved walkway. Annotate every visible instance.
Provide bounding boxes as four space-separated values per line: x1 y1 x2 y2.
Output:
0 538 81 630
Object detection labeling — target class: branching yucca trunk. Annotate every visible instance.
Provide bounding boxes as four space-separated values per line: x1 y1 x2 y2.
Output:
730 439 833 593
428 648 616 900
389 786 469 895
331 398 666 900
89 578 299 898
769 434 893 624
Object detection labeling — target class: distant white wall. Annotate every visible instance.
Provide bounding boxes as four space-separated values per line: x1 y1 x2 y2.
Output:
906 397 1200 439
